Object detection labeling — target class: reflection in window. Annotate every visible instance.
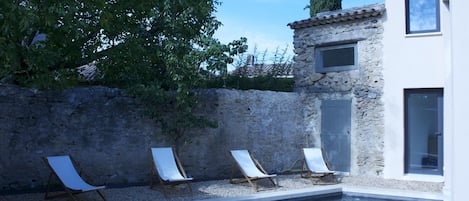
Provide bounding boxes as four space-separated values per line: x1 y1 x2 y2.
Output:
405 0 440 34
404 88 444 175
322 47 355 67
315 43 357 73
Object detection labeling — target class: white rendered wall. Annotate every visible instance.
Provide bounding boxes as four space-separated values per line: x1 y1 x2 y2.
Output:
449 0 469 200
382 0 450 182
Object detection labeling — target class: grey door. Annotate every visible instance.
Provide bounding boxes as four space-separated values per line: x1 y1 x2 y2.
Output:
321 100 351 172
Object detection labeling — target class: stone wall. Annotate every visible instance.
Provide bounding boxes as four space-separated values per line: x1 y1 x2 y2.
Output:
1 5 388 193
290 4 385 176
0 84 308 192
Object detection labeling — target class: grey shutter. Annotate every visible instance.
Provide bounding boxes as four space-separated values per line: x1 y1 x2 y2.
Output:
321 100 351 172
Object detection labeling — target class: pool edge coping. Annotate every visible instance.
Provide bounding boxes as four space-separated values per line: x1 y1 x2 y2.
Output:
197 185 341 201
199 184 445 201
343 185 444 201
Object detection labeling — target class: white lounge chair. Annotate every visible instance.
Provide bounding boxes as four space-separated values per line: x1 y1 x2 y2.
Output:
229 150 277 191
44 155 106 201
301 148 338 184
150 147 193 194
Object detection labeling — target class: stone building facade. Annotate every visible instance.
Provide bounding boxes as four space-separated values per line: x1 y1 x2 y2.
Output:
288 4 386 176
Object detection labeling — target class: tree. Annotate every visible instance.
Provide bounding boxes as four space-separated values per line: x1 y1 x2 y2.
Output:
307 0 342 17
0 0 247 147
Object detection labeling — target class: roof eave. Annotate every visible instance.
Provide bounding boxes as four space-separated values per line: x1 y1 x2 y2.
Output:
288 3 385 29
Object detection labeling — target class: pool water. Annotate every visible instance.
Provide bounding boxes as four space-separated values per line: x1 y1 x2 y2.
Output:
282 193 440 201
318 195 407 201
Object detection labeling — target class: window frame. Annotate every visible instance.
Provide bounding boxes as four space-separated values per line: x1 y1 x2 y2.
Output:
405 0 441 34
404 88 444 176
315 43 358 73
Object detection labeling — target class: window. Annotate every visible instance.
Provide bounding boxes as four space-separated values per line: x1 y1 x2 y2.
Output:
315 43 357 73
404 88 443 175
405 0 440 34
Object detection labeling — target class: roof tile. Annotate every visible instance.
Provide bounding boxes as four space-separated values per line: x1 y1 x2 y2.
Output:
288 3 385 29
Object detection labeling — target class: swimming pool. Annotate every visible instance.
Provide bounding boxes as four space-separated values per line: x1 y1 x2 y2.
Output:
214 186 444 201
281 192 442 201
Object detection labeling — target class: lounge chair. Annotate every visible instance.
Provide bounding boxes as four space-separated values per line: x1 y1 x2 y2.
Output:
301 148 339 184
44 155 106 201
149 147 193 194
229 150 277 191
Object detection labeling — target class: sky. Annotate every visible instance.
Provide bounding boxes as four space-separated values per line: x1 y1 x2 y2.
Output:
214 0 384 62
408 0 438 32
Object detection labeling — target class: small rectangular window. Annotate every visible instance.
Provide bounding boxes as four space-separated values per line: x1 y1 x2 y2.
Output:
315 43 357 73
405 0 440 34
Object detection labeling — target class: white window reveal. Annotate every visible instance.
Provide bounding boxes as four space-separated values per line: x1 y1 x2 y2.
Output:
405 0 440 34
315 43 358 73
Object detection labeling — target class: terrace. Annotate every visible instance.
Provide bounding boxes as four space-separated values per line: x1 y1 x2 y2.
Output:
1 174 443 201
3 1 469 200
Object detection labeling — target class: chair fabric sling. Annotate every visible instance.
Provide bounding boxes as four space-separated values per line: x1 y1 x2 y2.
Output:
302 148 338 184
150 147 193 195
229 150 277 191
44 155 106 201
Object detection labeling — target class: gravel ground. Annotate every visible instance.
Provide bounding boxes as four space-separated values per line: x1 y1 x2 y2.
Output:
0 174 443 201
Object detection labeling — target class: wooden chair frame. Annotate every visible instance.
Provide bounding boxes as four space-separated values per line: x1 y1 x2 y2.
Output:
43 155 106 201
301 148 339 184
229 150 277 191
149 147 192 197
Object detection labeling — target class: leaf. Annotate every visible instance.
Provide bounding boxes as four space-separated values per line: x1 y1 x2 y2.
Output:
1 0 246 146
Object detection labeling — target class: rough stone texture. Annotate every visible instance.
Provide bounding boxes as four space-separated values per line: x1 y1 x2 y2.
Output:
188 89 307 177
290 4 385 177
0 85 163 191
0 84 307 192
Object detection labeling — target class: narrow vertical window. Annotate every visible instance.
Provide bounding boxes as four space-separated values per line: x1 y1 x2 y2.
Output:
404 88 443 175
405 0 440 34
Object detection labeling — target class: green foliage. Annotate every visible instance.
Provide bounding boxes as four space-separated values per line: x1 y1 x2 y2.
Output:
0 0 89 88
205 76 294 92
0 0 247 145
307 0 342 17
204 46 294 92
